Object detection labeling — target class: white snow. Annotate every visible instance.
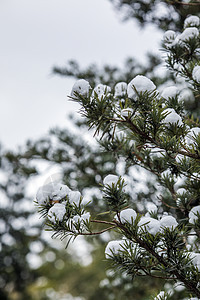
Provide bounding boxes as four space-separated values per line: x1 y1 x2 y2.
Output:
36 185 50 205
177 27 199 42
192 65 200 83
160 215 178 231
184 15 200 28
189 205 200 224
176 187 186 196
162 108 183 126
68 190 82 206
121 108 134 118
173 282 185 292
138 216 160 235
185 127 200 145
146 202 158 213
114 82 127 97
154 291 167 300
161 86 179 100
105 240 125 258
103 174 119 186
36 183 71 205
51 183 71 201
92 84 111 99
163 30 176 43
174 175 186 192
190 252 200 271
179 88 194 103
71 79 90 99
72 212 91 226
175 154 184 164
149 147 165 158
48 203 66 224
127 75 156 99
115 208 137 224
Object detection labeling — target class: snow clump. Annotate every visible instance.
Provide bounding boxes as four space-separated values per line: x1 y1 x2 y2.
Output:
192 66 200 83
105 240 125 258
162 108 183 126
163 30 176 47
149 146 165 158
161 86 179 100
92 84 111 100
71 79 90 99
163 30 176 43
115 208 137 224
121 108 134 118
179 88 194 103
189 205 200 224
184 15 200 28
48 203 66 224
177 27 199 42
103 174 119 186
138 216 160 235
189 252 200 271
160 215 178 231
51 183 71 201
127 75 156 99
154 291 167 300
114 82 127 97
36 183 71 205
185 127 200 145
72 212 91 227
145 202 158 214
68 190 82 206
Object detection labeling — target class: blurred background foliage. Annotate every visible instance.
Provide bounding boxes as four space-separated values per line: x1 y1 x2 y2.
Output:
1 1 200 299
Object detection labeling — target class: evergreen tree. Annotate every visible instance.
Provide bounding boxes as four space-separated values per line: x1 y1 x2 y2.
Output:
36 13 200 300
1 1 200 299
109 0 200 31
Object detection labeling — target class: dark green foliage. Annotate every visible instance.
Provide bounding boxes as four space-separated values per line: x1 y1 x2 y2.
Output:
2 2 200 300
53 55 170 88
109 0 200 31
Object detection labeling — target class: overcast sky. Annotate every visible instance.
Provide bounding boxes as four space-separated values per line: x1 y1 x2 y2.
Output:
0 0 162 150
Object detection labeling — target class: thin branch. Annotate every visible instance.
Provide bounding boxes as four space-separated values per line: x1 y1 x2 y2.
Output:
158 196 178 210
142 268 177 280
91 219 116 226
166 0 200 6
78 225 117 236
115 221 200 298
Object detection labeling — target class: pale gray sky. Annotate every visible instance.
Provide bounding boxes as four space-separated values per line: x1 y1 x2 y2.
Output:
0 0 162 149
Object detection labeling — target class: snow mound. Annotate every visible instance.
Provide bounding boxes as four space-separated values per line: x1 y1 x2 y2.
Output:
160 215 178 231
71 79 90 98
105 240 125 258
184 15 200 28
192 66 200 83
48 203 66 224
127 75 156 99
161 86 179 100
115 208 137 224
185 127 200 145
162 108 183 126
121 108 133 118
114 82 127 97
177 27 199 42
189 205 200 224
138 216 160 235
103 174 119 186
36 183 71 205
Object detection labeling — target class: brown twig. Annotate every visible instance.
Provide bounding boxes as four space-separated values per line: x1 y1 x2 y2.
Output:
90 219 116 226
166 0 200 6
79 225 117 236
